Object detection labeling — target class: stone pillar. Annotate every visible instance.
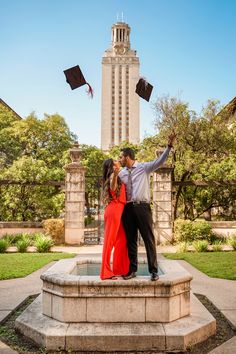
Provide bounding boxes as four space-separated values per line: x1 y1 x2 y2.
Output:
153 167 173 244
64 142 86 245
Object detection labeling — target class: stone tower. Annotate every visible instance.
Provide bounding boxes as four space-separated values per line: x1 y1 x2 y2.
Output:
101 21 140 151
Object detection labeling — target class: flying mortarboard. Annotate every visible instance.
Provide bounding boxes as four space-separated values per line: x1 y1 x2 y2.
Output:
63 65 93 98
135 78 153 102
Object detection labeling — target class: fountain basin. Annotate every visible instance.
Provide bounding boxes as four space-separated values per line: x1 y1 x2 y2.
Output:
41 258 192 323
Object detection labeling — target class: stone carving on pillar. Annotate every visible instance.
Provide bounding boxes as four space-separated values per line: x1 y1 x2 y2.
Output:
153 162 174 245
64 141 86 245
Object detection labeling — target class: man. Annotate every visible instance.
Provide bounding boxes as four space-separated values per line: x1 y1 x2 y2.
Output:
118 133 175 281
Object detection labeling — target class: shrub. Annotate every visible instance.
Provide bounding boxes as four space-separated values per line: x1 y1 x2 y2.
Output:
192 221 213 242
174 219 213 243
16 235 30 253
0 239 9 253
34 233 54 253
176 242 188 253
3 232 34 246
229 235 236 250
4 233 24 245
174 219 193 243
208 232 222 244
42 219 64 245
212 240 222 252
193 240 209 252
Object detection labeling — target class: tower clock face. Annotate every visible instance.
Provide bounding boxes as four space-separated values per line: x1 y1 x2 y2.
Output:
115 44 126 55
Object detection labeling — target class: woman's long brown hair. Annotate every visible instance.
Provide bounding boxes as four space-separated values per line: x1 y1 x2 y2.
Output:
102 158 121 206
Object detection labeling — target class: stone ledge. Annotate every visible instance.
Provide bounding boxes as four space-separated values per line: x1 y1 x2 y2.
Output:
41 258 193 287
15 293 216 352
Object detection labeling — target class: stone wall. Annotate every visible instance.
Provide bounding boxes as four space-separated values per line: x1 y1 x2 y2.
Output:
209 221 236 238
0 221 43 238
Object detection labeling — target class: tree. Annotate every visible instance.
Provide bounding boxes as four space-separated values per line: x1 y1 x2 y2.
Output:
0 105 22 167
152 96 236 220
0 156 64 221
109 141 140 160
0 112 75 221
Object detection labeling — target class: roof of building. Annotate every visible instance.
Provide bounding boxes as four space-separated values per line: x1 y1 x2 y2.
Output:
218 96 236 119
0 98 22 120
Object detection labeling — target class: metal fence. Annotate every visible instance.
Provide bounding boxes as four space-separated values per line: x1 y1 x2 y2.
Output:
84 176 104 245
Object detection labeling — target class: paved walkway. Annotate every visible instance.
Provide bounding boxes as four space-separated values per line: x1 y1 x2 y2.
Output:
0 245 235 353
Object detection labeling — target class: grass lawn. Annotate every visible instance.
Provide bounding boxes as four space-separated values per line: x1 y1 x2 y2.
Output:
0 253 76 280
163 252 236 280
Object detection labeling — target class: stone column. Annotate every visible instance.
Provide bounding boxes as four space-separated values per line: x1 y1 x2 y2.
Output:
64 142 86 245
153 167 173 244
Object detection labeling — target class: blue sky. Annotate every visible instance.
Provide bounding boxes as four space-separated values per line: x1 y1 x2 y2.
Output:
1 0 235 147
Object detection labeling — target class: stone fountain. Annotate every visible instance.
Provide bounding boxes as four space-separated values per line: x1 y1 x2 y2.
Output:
15 257 216 352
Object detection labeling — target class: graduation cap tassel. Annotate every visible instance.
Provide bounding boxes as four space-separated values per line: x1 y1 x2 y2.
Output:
86 83 94 99
64 65 94 98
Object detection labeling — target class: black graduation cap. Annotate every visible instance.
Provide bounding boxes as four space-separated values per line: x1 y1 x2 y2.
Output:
63 65 93 98
135 78 153 102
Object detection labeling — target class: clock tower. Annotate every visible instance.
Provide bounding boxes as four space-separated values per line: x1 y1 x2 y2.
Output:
101 21 140 151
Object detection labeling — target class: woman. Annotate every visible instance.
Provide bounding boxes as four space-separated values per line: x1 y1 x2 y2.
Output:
100 158 130 280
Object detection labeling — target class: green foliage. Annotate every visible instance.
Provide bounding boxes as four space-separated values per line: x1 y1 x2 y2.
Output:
174 219 213 243
4 233 22 245
152 96 236 220
164 252 236 280
0 105 22 167
16 235 30 252
174 219 193 242
229 235 236 250
109 141 140 160
3 232 36 246
176 241 188 253
192 220 213 241
212 240 223 252
0 111 74 221
0 239 9 253
192 240 209 252
34 233 54 252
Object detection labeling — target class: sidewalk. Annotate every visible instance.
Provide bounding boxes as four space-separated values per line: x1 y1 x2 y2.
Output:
0 245 235 353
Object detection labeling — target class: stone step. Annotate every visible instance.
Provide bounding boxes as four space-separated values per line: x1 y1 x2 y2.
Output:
15 293 216 352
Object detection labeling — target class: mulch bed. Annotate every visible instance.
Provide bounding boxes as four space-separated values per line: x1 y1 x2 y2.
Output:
0 293 235 353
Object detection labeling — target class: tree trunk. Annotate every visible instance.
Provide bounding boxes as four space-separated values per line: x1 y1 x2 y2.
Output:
173 171 191 220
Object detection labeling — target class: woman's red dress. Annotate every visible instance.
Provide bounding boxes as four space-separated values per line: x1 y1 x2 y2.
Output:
100 183 130 280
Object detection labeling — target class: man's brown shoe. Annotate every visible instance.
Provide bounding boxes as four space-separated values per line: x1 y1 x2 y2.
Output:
151 272 159 281
122 271 137 280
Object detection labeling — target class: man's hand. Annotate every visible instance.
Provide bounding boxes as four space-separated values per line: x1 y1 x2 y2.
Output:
168 132 176 147
113 161 121 175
